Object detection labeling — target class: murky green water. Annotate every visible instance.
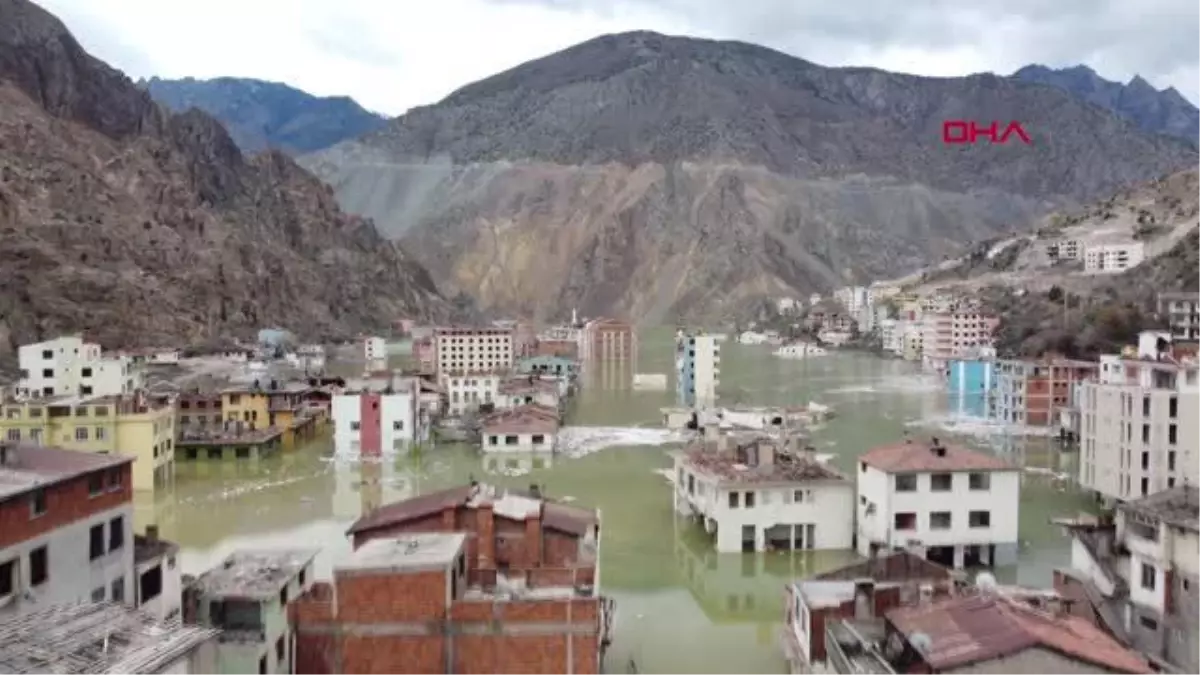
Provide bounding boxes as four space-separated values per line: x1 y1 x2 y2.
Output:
133 327 1092 674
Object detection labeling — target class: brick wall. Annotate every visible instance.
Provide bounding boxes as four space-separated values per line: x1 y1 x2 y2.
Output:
0 464 132 549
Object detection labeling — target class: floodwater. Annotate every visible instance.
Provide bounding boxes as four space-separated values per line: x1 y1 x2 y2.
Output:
132 328 1093 674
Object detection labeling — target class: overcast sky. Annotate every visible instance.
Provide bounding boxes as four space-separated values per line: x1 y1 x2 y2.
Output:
39 0 1199 116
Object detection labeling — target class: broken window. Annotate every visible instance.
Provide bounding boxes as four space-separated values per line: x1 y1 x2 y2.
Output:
211 599 264 633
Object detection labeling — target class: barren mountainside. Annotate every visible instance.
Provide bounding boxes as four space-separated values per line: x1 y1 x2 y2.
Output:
0 0 449 357
303 32 1198 323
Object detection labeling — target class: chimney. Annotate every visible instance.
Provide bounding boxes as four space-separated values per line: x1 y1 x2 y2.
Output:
145 525 159 543
525 502 544 567
477 503 495 569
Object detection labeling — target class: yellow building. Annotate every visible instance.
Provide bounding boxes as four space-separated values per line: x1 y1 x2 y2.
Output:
0 393 177 491
220 383 320 451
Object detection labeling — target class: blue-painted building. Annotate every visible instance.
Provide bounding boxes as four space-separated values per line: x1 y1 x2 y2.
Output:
946 358 995 419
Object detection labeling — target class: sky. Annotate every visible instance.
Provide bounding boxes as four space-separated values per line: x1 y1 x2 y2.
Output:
39 0 1200 116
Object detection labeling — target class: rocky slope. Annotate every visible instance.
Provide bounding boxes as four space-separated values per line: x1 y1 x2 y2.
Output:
142 76 387 154
0 0 450 358
303 32 1197 323
1012 65 1198 145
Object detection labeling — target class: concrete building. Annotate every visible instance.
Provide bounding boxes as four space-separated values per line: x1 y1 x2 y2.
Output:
834 286 870 318
0 392 177 491
516 354 579 380
332 378 423 457
993 357 1097 427
578 318 637 364
947 359 995 419
0 444 134 617
856 438 1021 568
497 376 561 410
321 483 614 673
184 549 319 675
434 326 514 378
675 330 721 408
481 404 559 454
1157 291 1199 340
15 336 144 399
1056 486 1198 673
444 372 501 417
1085 241 1146 273
362 336 387 361
0 602 220 674
900 322 924 361
1046 238 1083 262
921 312 998 374
672 434 854 553
1078 337 1198 503
133 525 182 622
879 319 902 355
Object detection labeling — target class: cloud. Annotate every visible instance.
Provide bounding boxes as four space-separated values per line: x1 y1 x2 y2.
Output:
34 0 1200 115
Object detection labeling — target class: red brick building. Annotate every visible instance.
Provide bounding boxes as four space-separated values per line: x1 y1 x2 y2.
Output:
292 483 614 674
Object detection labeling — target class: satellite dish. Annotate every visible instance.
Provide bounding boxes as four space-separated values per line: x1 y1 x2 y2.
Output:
976 572 998 591
909 632 933 654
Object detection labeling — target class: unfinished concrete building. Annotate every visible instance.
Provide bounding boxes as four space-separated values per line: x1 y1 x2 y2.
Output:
293 483 614 673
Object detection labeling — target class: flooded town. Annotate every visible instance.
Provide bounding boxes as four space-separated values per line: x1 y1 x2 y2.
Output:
0 287 1196 674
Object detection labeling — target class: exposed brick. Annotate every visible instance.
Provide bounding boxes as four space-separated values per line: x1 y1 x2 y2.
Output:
336 571 448 623
526 512 542 567
0 464 131 549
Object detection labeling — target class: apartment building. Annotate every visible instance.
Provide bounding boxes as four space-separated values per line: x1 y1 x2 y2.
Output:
0 444 134 617
675 330 720 408
434 326 514 379
444 372 501 417
362 336 387 361
1078 333 1198 503
318 483 612 674
672 434 854 553
15 336 144 399
1046 238 1083 262
481 404 559 454
1084 240 1146 273
332 377 423 457
993 356 1097 427
900 323 924 361
0 392 177 491
1157 291 1199 340
856 437 1021 568
184 549 318 675
920 313 954 372
921 312 998 374
578 318 637 363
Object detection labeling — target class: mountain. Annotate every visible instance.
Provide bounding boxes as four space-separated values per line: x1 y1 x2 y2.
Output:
141 76 388 154
302 31 1197 324
1012 65 1198 145
0 0 449 358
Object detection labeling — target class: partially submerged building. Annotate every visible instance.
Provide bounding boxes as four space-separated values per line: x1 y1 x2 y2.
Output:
184 548 319 674
672 432 854 553
480 403 560 454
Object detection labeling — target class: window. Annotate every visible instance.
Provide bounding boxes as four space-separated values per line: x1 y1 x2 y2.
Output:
1168 424 1177 444
258 657 267 675
532 434 545 445
930 473 952 492
504 435 518 445
1141 477 1149 496
111 576 125 603
41 349 52 359
280 586 289 606
1142 396 1150 417
299 566 307 587
1168 451 1176 472
5 429 17 441
95 427 106 440
1142 424 1150 444
487 435 498 445
1142 452 1150 470
82 367 93 377
139 565 163 602
30 489 46 518
74 427 88 441
793 489 804 502
895 474 917 492
894 512 917 530
349 421 361 431
42 368 53 377
1140 563 1156 591
1168 396 1178 418
91 586 105 602
1139 615 1158 630
930 512 952 530
109 516 124 551
30 546 47 586
969 511 991 528
392 420 403 431
968 473 990 490
276 635 286 662
728 491 740 508
745 491 756 508
89 524 105 560
0 560 14 598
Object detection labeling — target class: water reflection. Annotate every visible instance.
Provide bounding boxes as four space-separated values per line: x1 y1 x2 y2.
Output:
479 450 556 476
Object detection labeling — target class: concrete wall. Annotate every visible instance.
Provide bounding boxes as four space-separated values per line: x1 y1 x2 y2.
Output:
136 553 182 621
482 430 556 454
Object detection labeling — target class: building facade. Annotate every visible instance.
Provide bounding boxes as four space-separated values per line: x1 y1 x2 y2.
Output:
444 373 500 417
481 404 559 454
856 438 1021 568
675 330 720 408
946 359 995 419
578 318 636 364
0 444 134 618
363 336 387 361
1158 291 1199 340
1084 241 1146 273
434 326 514 379
16 336 144 399
332 382 422 457
993 357 1097 427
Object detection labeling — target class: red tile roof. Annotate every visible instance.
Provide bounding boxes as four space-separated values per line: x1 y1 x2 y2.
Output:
0 443 132 502
860 439 1014 473
887 593 1151 673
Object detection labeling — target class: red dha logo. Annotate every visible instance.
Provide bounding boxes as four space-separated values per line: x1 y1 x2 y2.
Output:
943 120 1032 145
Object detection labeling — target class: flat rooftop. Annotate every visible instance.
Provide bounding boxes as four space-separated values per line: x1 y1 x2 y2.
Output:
0 602 219 674
0 443 131 501
191 548 319 599
1120 485 1199 533
339 532 466 574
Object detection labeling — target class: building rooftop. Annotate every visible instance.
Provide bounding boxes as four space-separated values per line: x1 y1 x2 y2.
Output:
481 404 559 434
681 436 848 485
339 533 467 574
859 437 1014 474
1119 484 1199 533
498 376 560 396
0 602 219 674
190 549 318 600
887 592 1151 674
0 443 131 502
134 531 180 565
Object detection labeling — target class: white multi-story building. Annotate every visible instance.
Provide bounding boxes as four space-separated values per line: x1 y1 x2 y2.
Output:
879 319 902 354
434 326 514 379
332 378 422 456
675 330 721 408
856 437 1021 568
1084 241 1146 273
1046 238 1082 261
672 434 854 553
362 336 387 361
0 444 134 618
15 336 144 399
901 322 924 361
444 373 501 417
480 404 559 454
1158 292 1200 340
1078 331 1198 504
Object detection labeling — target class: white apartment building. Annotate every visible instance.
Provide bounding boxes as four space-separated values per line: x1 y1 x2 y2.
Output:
332 379 422 456
445 373 501 417
1078 332 1198 504
1084 241 1146 273
1158 292 1199 340
879 319 902 354
434 326 514 378
673 435 854 553
362 336 387 361
16 336 144 399
675 330 720 408
480 404 559 454
920 313 953 372
834 286 869 318
1046 238 1082 261
0 445 135 618
901 323 924 361
856 437 1021 568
